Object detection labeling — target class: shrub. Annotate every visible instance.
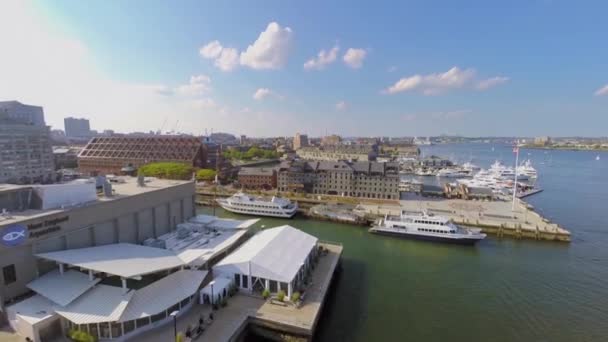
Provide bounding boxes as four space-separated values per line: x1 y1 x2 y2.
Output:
138 162 193 180
196 169 217 181
277 290 286 302
69 329 97 342
176 332 184 342
262 289 270 299
291 291 301 303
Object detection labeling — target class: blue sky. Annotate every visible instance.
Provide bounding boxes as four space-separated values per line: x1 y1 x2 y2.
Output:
1 0 607 137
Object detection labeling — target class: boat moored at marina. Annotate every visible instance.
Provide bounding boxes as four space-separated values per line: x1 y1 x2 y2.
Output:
216 192 298 218
369 211 486 245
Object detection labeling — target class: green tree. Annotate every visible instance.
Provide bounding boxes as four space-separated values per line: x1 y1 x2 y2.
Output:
138 162 193 180
196 169 216 181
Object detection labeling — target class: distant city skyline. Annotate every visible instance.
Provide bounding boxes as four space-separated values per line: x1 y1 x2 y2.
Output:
1 0 607 137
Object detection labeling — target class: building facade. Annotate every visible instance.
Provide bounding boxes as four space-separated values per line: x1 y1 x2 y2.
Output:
238 167 277 190
64 117 91 138
321 134 342 146
0 101 45 127
0 178 196 308
0 102 55 184
77 136 207 175
278 160 399 199
293 133 309 150
295 145 377 162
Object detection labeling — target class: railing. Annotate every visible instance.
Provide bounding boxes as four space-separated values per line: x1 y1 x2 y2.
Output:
318 239 343 246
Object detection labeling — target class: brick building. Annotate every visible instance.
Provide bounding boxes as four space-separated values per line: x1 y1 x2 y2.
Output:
277 160 399 199
238 167 277 190
78 136 207 175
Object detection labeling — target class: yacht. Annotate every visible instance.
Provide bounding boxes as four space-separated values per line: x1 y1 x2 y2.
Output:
436 168 471 178
216 193 298 218
369 211 486 245
517 159 538 179
462 162 481 172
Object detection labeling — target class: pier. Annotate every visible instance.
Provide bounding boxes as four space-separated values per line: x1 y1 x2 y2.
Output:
196 187 570 242
359 197 570 242
200 242 343 341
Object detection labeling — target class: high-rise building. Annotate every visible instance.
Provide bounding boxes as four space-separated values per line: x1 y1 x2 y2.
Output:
0 102 55 183
0 101 45 126
64 117 91 138
293 133 309 150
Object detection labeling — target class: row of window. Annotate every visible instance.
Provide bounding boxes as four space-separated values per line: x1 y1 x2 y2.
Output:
419 228 456 234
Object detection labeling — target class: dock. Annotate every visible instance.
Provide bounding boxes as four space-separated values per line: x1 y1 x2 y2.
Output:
200 242 343 341
359 197 570 242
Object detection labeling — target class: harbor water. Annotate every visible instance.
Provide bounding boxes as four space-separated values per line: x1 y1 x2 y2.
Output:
200 144 608 342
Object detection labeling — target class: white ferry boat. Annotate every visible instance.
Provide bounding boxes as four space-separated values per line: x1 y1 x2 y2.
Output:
216 193 298 218
369 211 486 245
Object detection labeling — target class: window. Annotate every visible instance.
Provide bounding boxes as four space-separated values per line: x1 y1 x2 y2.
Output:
3 265 16 285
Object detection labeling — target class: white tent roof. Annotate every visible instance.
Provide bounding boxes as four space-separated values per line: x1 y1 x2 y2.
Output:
35 243 185 278
27 269 101 307
119 270 207 322
6 295 56 325
214 225 317 283
55 285 133 324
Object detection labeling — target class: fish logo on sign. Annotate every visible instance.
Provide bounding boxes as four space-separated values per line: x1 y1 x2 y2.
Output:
1 225 27 247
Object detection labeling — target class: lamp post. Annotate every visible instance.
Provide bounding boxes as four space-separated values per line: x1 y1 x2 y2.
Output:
169 310 179 342
209 280 216 310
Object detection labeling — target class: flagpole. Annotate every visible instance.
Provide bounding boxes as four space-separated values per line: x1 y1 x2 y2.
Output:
511 146 519 211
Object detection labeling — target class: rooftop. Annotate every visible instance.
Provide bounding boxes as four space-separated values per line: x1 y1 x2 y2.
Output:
26 269 101 307
215 225 318 283
0 177 193 227
54 284 133 324
119 270 207 322
35 243 185 278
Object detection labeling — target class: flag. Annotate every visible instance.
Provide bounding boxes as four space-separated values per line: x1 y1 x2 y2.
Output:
513 146 519 153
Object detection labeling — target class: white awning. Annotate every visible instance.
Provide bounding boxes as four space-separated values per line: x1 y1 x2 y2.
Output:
6 295 56 325
35 243 185 278
55 285 133 324
119 270 207 322
214 225 317 283
27 269 101 307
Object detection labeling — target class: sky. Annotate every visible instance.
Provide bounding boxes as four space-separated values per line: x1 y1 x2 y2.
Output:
0 0 607 137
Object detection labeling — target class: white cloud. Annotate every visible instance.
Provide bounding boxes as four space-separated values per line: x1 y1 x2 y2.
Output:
214 47 239 72
343 48 367 69
240 22 293 70
199 40 239 72
175 75 211 96
335 101 348 111
200 22 293 72
384 67 507 95
594 84 608 96
476 76 510 90
199 40 223 59
304 45 339 70
253 88 273 100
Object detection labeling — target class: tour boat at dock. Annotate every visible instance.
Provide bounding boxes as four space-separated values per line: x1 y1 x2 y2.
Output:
369 211 486 245
216 193 298 218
